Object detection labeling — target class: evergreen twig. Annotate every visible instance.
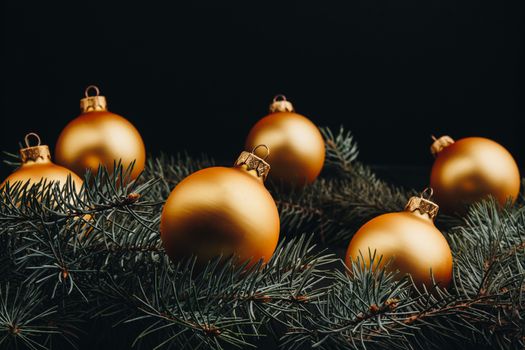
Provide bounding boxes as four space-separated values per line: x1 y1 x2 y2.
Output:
0 128 523 349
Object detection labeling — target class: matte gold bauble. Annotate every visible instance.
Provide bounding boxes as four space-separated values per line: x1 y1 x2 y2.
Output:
160 145 280 267
245 95 325 186
430 136 520 214
345 189 453 288
1 133 83 190
55 85 146 179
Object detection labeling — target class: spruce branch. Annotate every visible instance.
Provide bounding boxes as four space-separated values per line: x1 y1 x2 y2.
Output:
281 200 525 350
94 235 337 350
141 152 215 201
0 281 80 350
1 130 524 349
321 126 359 174
274 127 412 245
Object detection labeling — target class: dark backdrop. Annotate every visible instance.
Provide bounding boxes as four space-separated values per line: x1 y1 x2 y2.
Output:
2 0 524 181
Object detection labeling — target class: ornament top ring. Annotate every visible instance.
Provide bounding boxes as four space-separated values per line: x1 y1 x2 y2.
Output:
251 144 270 160
24 132 41 148
84 85 100 97
420 187 433 199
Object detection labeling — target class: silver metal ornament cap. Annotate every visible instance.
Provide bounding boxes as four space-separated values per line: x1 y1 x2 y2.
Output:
405 188 439 220
234 145 271 181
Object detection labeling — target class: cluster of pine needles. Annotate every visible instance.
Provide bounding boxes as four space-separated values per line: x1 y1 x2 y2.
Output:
0 127 523 349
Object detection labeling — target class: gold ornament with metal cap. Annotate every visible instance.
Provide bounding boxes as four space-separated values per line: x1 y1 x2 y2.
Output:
430 135 520 214
160 145 280 267
1 133 84 191
55 85 146 180
345 188 453 288
245 95 325 186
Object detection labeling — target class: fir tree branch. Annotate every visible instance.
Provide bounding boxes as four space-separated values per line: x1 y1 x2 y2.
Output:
273 127 412 245
87 235 336 349
281 200 525 350
1 129 524 349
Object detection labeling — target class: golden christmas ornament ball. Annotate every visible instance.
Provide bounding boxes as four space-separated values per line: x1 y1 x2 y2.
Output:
55 85 146 179
345 189 453 288
245 95 325 186
160 145 280 267
430 136 520 214
1 133 83 190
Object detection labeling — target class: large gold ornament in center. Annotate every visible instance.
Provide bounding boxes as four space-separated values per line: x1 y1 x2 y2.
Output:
160 145 280 267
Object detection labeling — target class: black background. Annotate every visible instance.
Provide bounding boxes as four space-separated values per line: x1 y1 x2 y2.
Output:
0 2 524 348
2 0 524 182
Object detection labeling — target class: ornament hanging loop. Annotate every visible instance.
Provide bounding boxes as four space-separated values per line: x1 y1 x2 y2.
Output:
24 133 41 147
252 144 270 160
85 85 101 97
420 187 434 200
273 94 287 103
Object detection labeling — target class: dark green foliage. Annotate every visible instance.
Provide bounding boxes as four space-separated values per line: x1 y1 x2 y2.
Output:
0 128 523 349
274 127 412 245
282 201 525 350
